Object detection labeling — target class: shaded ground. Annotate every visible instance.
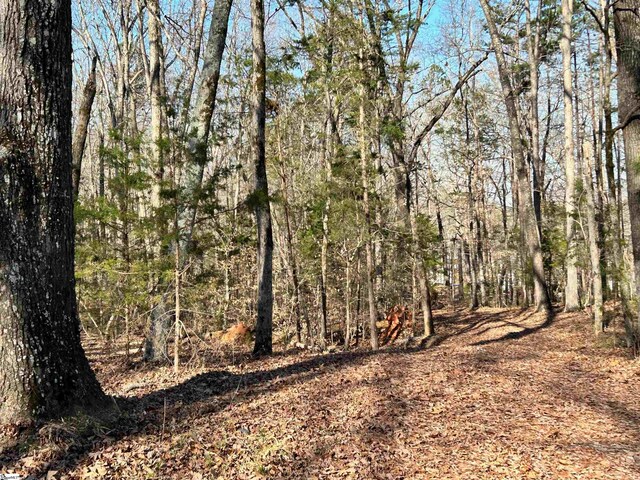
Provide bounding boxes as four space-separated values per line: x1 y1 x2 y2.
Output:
1 307 639 479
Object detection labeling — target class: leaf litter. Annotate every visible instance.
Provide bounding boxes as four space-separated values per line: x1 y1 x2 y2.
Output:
1 307 639 479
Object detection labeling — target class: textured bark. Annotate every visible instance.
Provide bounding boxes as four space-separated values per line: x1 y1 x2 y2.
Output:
180 0 233 249
525 0 544 233
601 0 618 204
584 30 608 297
0 0 106 424
251 0 274 356
275 120 303 343
456 238 465 301
143 296 170 362
479 0 552 314
319 117 332 347
410 198 434 336
345 254 353 348
142 0 171 364
359 47 379 351
178 0 208 134
598 0 624 299
562 0 580 311
583 143 605 333
144 0 232 362
613 0 640 350
148 0 165 211
318 14 337 347
72 55 97 199
284 193 303 344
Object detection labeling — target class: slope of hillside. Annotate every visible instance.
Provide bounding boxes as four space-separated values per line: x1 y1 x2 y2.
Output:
1 308 639 479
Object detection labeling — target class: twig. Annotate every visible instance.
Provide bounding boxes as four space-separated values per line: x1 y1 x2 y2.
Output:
161 397 167 441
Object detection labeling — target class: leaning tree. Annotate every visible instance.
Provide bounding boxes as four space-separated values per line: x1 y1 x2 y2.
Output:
0 0 107 423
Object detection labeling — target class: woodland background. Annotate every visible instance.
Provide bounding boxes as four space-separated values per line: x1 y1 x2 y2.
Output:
70 0 637 359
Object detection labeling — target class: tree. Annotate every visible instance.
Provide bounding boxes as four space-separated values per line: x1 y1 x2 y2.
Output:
64 0 640 360
143 0 233 362
143 0 170 364
72 54 98 199
359 42 379 351
0 0 106 424
613 0 640 350
181 0 234 247
562 0 580 311
479 0 552 314
251 0 274 355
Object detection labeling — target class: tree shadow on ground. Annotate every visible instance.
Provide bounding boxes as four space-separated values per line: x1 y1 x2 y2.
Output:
0 346 419 477
470 308 555 346
424 307 540 349
273 354 415 479
0 307 561 478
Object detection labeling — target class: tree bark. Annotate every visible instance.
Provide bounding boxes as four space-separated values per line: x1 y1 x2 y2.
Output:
345 250 353 348
479 0 552 314
319 117 331 348
72 54 98 199
144 0 232 361
599 0 623 299
142 0 171 364
410 199 434 336
613 0 640 350
275 119 303 343
601 0 618 204
251 0 274 356
359 46 379 351
148 0 165 212
180 0 233 249
583 143 605 333
0 0 106 424
562 0 580 311
525 0 544 234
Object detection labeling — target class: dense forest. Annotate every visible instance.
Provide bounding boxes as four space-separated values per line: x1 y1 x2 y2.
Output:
58 0 640 357
1 0 640 478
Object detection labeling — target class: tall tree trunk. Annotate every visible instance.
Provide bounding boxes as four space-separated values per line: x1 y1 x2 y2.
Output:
149 0 165 211
180 0 233 249
251 0 273 356
72 54 98 199
0 0 106 424
525 0 544 233
574 39 605 332
562 0 580 311
457 238 465 302
583 143 605 332
410 197 434 336
275 120 303 343
345 248 353 349
319 119 331 346
462 88 479 309
144 0 232 361
359 47 379 351
602 0 618 204
143 0 171 363
613 0 640 351
479 0 552 314
318 15 337 348
600 0 624 300
585 30 608 305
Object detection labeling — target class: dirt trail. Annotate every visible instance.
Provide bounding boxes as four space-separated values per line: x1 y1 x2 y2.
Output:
2 308 639 479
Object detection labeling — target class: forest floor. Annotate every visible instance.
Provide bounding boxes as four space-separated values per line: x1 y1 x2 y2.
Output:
1 307 640 479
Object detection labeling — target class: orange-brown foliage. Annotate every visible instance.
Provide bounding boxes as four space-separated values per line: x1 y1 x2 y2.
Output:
220 322 253 345
379 305 413 345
